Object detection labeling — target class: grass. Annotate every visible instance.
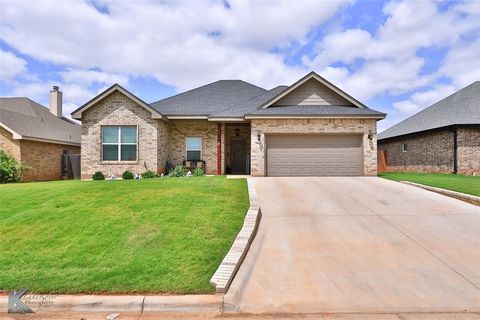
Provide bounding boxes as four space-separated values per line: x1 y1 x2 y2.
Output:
379 172 480 197
0 177 249 294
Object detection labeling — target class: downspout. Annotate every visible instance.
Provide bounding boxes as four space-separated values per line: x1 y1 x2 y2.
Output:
217 123 222 175
452 128 458 174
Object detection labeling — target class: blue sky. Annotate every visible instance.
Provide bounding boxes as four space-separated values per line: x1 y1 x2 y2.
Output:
1 0 479 132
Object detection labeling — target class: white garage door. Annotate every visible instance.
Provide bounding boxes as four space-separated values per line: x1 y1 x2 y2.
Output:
266 135 363 176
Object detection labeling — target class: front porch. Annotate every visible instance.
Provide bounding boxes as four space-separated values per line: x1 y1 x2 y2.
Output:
223 123 251 175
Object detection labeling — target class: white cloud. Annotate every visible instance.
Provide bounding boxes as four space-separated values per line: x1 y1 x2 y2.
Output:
0 0 350 91
0 49 27 83
59 69 129 87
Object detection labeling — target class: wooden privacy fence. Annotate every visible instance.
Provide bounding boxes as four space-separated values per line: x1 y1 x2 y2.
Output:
377 150 388 173
62 153 81 179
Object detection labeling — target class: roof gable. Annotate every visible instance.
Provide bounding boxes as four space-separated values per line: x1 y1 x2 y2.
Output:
71 84 163 120
261 72 367 109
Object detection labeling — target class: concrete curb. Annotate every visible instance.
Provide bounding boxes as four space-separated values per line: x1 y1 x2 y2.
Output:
0 294 222 314
210 178 262 294
401 181 480 206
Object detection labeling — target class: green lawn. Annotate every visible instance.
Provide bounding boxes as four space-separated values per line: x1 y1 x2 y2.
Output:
379 172 480 197
0 177 249 294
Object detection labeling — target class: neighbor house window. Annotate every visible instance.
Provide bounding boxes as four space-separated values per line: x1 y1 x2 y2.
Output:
102 126 137 161
402 143 408 152
186 137 202 160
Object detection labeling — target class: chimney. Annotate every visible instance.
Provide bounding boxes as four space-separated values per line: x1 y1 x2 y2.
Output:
49 85 62 117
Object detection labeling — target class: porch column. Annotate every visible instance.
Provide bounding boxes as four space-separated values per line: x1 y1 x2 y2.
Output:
217 123 222 175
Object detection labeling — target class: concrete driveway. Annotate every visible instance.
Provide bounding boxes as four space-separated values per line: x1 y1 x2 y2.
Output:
225 177 480 314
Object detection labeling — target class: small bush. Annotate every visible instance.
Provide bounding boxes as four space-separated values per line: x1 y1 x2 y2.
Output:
142 171 157 178
193 168 204 177
92 171 105 180
0 149 25 183
168 165 186 177
122 171 134 179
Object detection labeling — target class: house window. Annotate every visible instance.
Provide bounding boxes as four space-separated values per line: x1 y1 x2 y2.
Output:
186 137 202 160
402 143 408 152
102 126 137 161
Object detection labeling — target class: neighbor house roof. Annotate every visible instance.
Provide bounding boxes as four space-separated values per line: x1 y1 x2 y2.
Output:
0 97 80 145
378 81 480 140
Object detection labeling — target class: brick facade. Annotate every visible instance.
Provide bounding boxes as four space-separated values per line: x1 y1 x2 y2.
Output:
250 118 378 176
20 140 79 181
81 91 166 179
168 120 224 175
1 126 80 181
457 128 480 175
79 91 382 178
378 128 480 175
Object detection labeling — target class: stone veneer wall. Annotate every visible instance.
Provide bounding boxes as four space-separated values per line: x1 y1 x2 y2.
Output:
168 120 224 175
20 140 80 181
457 128 480 175
378 130 455 173
81 91 167 179
250 118 378 176
0 126 21 159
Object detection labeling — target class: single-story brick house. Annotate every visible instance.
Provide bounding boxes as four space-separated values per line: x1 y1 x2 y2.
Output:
72 72 385 179
378 81 480 175
0 87 81 181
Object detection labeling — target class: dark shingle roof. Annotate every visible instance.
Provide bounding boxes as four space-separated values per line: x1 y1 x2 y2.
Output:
210 86 288 118
246 105 385 117
0 98 80 144
150 80 266 116
379 81 480 140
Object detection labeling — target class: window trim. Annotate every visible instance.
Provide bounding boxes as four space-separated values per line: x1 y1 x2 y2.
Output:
402 143 408 153
185 136 202 160
101 125 138 162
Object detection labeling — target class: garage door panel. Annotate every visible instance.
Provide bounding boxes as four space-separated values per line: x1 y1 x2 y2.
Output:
266 135 363 176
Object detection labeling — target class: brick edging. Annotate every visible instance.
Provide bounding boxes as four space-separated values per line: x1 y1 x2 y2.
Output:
401 181 480 206
210 178 262 294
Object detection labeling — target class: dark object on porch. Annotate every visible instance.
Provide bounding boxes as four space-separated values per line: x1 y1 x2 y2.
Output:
183 160 206 173
62 151 81 179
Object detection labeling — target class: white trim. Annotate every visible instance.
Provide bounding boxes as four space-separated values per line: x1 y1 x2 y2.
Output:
260 72 367 109
71 85 163 120
167 116 209 120
21 136 80 146
208 117 246 122
0 122 22 139
185 136 202 160
101 125 138 162
244 115 385 120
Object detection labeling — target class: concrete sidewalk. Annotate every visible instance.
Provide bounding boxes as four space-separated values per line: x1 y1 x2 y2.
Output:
225 177 480 314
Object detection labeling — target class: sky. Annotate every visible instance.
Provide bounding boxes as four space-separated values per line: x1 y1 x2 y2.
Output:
0 0 479 132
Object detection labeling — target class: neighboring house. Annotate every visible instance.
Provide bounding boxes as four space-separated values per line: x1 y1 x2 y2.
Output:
0 87 81 181
72 72 385 179
378 81 480 175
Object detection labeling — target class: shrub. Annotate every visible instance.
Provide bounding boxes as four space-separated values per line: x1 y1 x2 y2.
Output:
193 168 204 177
168 165 186 177
122 171 134 179
142 170 157 178
0 149 25 183
92 171 105 180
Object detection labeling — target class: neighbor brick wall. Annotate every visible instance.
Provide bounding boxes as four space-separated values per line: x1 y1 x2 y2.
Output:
81 91 167 179
457 128 480 175
20 140 80 181
378 130 454 173
0 126 21 159
168 120 224 175
250 118 378 176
